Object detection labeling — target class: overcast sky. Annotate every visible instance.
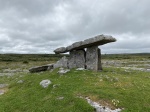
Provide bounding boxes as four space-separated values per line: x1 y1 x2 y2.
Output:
0 0 150 54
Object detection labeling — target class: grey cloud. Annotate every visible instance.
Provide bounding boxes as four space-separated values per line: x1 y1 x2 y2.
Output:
0 0 150 54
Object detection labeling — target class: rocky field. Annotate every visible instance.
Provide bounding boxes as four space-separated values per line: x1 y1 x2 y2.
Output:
0 53 149 112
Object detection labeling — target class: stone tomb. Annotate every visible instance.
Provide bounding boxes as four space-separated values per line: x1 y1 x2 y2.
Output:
53 34 116 71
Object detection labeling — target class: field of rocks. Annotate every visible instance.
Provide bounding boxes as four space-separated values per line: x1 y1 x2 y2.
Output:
0 54 149 112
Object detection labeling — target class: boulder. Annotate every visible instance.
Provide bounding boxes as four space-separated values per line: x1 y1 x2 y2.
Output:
29 64 53 73
40 79 51 88
54 34 116 53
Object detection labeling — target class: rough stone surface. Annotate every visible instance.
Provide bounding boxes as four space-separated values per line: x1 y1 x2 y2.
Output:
54 47 66 54
40 79 51 88
0 84 8 88
68 50 76 68
17 80 24 84
57 68 70 75
54 56 68 68
29 64 53 73
66 41 83 51
68 49 86 69
0 90 5 95
76 68 85 71
54 34 116 53
86 46 102 71
85 97 122 112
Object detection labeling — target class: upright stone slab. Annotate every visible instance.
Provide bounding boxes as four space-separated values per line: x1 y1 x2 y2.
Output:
68 50 76 68
53 56 68 68
75 49 86 68
86 46 102 71
68 49 86 69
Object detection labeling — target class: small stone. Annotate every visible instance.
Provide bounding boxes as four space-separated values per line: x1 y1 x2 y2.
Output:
40 79 51 88
57 69 70 75
76 68 85 70
0 90 5 95
17 80 24 84
57 97 64 100
0 84 8 88
53 84 60 88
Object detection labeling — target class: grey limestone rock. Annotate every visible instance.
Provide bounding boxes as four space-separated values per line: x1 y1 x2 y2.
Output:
40 79 51 88
53 56 68 68
17 80 24 84
54 47 66 54
57 68 70 75
66 41 83 51
54 34 116 53
0 84 8 88
86 46 102 71
68 49 86 69
85 97 122 112
29 64 53 73
68 50 77 68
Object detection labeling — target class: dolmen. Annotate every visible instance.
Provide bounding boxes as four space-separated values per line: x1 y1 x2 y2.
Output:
54 34 116 71
29 34 116 73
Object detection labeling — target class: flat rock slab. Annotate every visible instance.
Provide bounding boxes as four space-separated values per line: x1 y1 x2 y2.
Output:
54 34 116 53
29 64 53 73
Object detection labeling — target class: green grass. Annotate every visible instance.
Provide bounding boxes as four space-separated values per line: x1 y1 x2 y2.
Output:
0 53 150 112
0 67 150 112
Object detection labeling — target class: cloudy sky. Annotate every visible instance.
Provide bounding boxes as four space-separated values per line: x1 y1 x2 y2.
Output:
0 0 150 54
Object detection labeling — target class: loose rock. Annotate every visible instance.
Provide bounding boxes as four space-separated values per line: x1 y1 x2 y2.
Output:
0 84 8 88
76 68 85 70
17 80 24 84
40 79 51 88
57 68 70 75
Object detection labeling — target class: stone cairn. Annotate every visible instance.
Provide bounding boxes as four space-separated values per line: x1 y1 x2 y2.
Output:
29 34 116 73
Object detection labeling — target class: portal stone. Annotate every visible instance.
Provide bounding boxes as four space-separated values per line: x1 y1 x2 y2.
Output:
86 46 102 71
68 49 86 69
68 50 76 68
75 49 86 68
